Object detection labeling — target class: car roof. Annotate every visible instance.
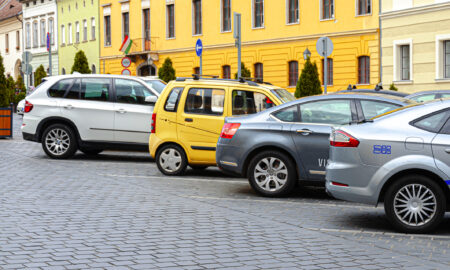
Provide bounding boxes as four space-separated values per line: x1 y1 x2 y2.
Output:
168 77 284 91
337 89 409 97
405 90 450 98
44 74 151 82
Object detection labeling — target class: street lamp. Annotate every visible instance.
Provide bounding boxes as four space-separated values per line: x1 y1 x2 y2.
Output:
303 48 311 60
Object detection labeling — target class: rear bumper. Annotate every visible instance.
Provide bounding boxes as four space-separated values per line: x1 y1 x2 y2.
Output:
216 143 245 176
22 132 38 142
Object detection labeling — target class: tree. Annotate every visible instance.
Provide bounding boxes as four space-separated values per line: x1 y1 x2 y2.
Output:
234 63 251 79
158 58 176 83
71 50 91 74
6 76 15 105
34 65 47 86
0 54 9 107
14 75 27 105
389 83 398 91
295 58 322 98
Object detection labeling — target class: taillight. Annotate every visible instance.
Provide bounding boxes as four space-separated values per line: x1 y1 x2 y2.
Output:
24 100 33 113
151 113 156 133
330 130 359 147
331 181 349 187
220 123 241 139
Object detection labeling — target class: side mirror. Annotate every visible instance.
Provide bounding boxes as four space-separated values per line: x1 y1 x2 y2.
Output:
145 95 158 105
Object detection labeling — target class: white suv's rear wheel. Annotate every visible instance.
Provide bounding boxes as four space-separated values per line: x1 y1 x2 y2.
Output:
42 124 77 159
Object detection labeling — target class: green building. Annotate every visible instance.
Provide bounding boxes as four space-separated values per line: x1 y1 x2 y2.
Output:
57 0 99 74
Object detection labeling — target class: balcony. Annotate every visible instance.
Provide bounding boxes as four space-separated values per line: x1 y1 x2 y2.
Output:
126 38 156 55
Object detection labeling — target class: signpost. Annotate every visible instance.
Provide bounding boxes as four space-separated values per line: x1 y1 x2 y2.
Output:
47 32 52 76
195 39 203 75
234 12 242 78
121 69 131 76
316 37 334 94
21 51 33 94
121 57 131 68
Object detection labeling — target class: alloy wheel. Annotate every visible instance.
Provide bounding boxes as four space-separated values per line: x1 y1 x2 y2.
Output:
45 128 71 156
253 157 288 192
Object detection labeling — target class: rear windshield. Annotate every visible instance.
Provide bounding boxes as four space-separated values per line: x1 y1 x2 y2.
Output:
371 103 422 120
271 89 296 103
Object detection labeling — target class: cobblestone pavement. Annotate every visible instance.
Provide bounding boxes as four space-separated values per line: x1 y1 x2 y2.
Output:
0 115 449 270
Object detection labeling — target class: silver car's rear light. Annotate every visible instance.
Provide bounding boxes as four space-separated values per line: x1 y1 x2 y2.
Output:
330 130 360 147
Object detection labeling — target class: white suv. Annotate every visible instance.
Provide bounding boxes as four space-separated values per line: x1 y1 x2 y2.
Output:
22 74 159 159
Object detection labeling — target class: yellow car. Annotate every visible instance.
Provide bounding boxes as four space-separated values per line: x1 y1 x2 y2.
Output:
149 77 295 175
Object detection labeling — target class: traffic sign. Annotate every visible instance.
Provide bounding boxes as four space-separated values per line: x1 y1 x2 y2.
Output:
21 63 32 75
121 69 131 75
22 51 32 63
47 32 50 52
316 37 333 57
121 57 131 68
195 39 203 56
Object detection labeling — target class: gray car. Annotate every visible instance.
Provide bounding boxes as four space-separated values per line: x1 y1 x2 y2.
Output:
406 90 450 102
216 93 416 197
326 99 450 233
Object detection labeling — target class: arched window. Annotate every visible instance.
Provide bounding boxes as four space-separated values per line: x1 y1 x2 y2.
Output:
48 17 54 44
40 19 46 47
358 56 370 84
222 65 230 79
91 65 96 74
25 22 31 48
288 61 298 86
254 63 263 81
32 20 38 47
62 68 66 75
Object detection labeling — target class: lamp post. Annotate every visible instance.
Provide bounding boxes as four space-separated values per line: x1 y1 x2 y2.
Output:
303 48 311 60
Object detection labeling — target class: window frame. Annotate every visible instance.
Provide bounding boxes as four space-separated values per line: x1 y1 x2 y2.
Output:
104 15 111 46
164 87 184 112
286 0 299 25
356 0 372 16
222 65 231 79
75 21 80 43
252 0 264 29
356 99 401 121
288 61 298 87
122 12 129 40
192 0 202 36
320 0 335 21
26 22 31 49
114 78 155 105
221 0 231 33
32 20 38 48
166 4 175 39
358 56 370 85
83 19 88 42
254 63 263 81
410 109 449 133
91 17 96 41
231 89 273 116
393 39 413 82
48 17 54 45
40 19 46 47
184 87 226 116
271 105 300 123
444 40 450 79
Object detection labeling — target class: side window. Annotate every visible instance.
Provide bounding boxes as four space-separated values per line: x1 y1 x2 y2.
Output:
80 78 110 101
272 105 299 122
48 79 73 98
360 100 401 120
441 117 450 135
185 88 225 115
413 111 448 133
164 87 183 112
411 94 436 103
115 79 155 105
300 99 352 125
66 79 81 99
441 94 450 99
232 90 273 115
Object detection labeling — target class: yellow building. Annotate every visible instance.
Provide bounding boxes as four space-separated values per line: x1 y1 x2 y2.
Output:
100 0 379 92
381 0 450 93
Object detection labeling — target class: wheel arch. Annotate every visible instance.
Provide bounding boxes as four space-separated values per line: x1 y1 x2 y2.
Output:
36 117 81 143
155 141 189 162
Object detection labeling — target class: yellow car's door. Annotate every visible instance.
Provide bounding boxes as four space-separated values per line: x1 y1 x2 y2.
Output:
177 86 227 163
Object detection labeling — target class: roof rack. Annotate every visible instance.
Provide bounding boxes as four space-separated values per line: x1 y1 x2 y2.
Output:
239 77 273 85
174 75 274 88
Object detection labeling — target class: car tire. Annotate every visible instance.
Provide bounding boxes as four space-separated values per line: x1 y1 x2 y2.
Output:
384 174 446 234
248 151 297 197
80 149 103 155
190 165 208 170
156 144 187 176
41 124 78 159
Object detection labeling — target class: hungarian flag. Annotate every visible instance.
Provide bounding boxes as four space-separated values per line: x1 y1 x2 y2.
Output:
119 35 132 54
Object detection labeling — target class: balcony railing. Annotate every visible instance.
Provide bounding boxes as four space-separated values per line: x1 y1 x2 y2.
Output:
126 37 157 55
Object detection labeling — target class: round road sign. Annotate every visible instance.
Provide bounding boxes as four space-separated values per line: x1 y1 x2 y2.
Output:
195 39 203 56
121 69 131 76
316 37 334 57
121 57 131 68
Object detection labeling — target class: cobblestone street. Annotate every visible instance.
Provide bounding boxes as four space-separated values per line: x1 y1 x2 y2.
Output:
0 116 449 270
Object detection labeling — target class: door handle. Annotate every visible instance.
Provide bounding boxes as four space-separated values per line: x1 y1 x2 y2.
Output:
445 149 450 154
63 105 74 110
116 109 127 114
185 118 193 122
296 129 313 135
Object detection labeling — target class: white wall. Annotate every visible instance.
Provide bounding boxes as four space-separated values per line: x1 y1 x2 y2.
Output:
0 17 23 79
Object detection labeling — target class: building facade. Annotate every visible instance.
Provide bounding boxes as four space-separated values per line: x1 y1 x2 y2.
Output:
57 0 100 75
381 0 450 93
0 0 22 79
100 0 380 92
20 0 58 86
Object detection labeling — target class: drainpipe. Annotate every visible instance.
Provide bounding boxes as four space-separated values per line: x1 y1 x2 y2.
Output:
379 0 383 86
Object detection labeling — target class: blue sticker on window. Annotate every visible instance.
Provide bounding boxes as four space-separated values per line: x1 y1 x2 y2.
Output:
373 145 391 155
445 180 450 185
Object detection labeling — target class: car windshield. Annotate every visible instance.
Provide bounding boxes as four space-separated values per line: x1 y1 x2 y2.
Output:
271 89 296 103
371 103 422 120
143 80 167 93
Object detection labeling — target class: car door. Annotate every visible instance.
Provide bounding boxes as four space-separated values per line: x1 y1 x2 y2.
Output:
59 78 115 142
431 111 450 177
177 87 227 163
113 78 158 144
156 87 184 144
290 99 356 180
357 99 402 120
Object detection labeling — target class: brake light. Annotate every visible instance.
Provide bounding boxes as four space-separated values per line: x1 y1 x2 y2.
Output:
220 123 241 139
24 100 33 113
151 113 156 133
330 130 359 147
331 181 349 187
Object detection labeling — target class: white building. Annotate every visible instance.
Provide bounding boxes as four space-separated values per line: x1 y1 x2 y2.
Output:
20 0 58 86
0 0 23 79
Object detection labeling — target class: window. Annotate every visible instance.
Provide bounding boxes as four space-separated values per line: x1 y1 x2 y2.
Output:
221 0 231 32
445 41 450 78
61 25 65 44
222 65 231 79
164 87 183 112
253 0 264 28
68 23 72 44
75 21 80 43
410 94 436 103
83 20 87 41
194 67 200 75
33 21 38 47
104 15 111 46
91 18 95 40
122 12 129 39
40 20 46 47
254 63 263 81
272 105 299 122
16 31 19 50
400 45 410 80
48 79 74 98
185 88 225 115
360 100 400 120
300 100 352 125
288 61 298 86
357 0 371 15
321 0 334 20
115 79 155 105
167 4 175 38
441 117 450 135
193 0 202 35
358 56 370 84
66 79 81 99
232 90 273 115
62 68 66 75
81 78 111 101
413 111 448 133
287 0 299 24
143 9 150 50
5 34 9 53
26 23 31 48
321 58 333 85
48 17 54 44
92 65 96 74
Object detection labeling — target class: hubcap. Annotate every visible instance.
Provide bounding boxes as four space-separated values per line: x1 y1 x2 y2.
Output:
45 128 70 155
253 157 288 192
159 148 182 173
393 184 437 227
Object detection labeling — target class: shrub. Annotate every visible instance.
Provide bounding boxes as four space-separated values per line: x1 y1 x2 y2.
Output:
295 58 322 98
158 58 176 83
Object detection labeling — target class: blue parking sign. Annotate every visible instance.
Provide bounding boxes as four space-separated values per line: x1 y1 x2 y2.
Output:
195 39 203 56
47 32 50 52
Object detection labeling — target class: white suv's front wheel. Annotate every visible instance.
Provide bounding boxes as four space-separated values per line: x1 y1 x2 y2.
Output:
42 124 78 159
